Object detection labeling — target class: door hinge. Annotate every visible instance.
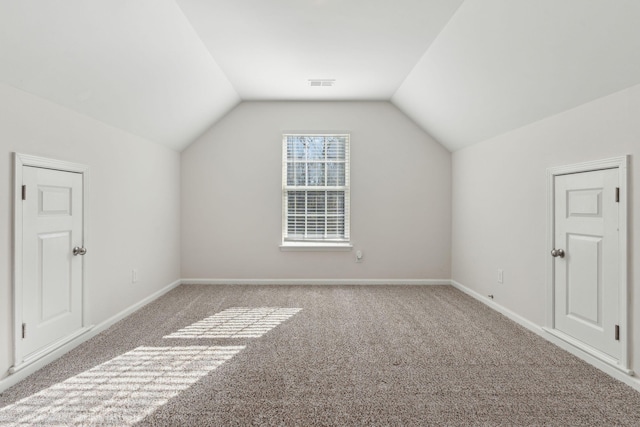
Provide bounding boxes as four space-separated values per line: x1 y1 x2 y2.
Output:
21 185 26 201
615 187 620 203
615 324 620 341
22 323 26 339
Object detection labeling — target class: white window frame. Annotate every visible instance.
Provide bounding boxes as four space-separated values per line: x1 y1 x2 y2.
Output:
281 133 352 251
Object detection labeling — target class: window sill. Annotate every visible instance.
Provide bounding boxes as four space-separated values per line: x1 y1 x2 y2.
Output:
280 242 353 252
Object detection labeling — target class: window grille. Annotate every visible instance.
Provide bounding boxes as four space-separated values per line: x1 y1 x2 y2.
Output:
282 134 350 243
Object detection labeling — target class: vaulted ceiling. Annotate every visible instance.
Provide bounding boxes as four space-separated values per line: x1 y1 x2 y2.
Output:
1 0 639 152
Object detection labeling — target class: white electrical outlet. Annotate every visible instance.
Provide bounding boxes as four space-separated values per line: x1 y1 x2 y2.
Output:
355 250 363 263
132 269 138 283
497 269 504 284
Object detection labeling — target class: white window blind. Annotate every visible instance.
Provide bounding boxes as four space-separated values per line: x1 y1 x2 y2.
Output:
282 134 350 243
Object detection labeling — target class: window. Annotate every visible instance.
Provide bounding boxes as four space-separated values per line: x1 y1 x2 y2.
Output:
282 134 350 247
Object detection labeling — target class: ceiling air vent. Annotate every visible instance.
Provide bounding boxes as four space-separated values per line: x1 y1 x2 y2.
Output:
308 79 335 87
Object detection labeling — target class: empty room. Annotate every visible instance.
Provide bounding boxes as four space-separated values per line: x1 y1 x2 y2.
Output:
1 0 640 425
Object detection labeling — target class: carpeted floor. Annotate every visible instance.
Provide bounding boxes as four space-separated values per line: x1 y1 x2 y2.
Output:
1 284 640 426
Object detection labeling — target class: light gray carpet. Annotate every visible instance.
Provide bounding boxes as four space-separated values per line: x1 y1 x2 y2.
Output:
1 285 640 426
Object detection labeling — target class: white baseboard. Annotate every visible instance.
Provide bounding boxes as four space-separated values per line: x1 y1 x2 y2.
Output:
88 279 181 337
181 278 451 286
449 280 542 335
0 279 181 394
450 279 640 393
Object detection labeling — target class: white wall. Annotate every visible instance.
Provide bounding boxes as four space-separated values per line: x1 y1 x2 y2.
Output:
0 83 181 380
181 101 451 281
452 83 640 372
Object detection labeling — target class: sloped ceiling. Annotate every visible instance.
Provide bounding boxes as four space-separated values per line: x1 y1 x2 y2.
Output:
1 1 639 152
392 0 640 151
175 0 463 101
0 0 240 151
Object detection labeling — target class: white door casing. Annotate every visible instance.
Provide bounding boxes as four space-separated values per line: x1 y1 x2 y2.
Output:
546 156 630 374
12 153 92 372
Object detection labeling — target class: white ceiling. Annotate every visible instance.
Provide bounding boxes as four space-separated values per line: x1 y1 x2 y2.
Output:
1 1 639 151
0 0 240 151
175 0 463 101
392 0 640 151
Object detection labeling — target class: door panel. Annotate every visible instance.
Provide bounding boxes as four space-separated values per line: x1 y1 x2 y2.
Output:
554 168 618 359
567 188 602 217
39 231 72 321
22 166 83 358
39 185 73 215
566 234 601 327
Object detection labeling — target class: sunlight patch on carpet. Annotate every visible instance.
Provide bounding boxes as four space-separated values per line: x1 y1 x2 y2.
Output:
164 307 302 339
0 346 244 427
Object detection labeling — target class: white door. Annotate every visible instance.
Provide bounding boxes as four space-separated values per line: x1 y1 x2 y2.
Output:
21 166 85 358
553 168 619 359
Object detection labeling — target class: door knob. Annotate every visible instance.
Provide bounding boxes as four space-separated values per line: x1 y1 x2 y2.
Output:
550 248 565 258
73 246 87 256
